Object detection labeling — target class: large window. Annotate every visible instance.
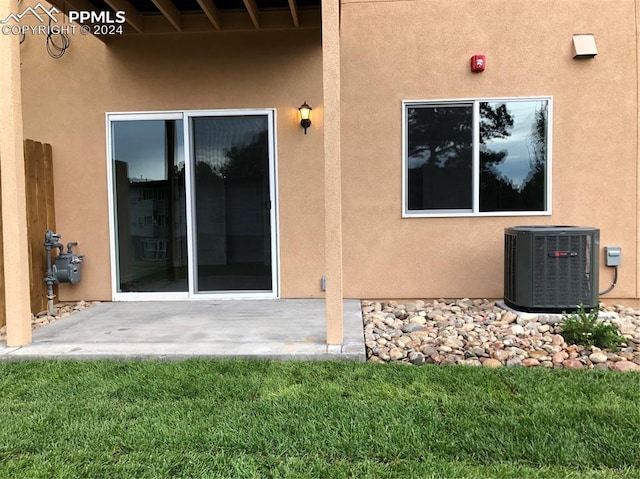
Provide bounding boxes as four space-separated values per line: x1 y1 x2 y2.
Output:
403 97 551 217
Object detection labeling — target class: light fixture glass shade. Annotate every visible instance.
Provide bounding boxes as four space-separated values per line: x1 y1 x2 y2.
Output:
299 102 312 121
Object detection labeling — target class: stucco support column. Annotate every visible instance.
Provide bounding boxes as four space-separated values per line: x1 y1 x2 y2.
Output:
322 0 343 345
0 0 32 346
636 0 640 303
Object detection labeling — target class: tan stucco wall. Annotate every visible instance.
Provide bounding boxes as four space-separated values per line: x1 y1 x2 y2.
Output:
19 0 640 303
21 29 324 300
340 0 639 300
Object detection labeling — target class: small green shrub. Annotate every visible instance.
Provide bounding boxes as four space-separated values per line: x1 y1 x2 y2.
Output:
560 303 625 351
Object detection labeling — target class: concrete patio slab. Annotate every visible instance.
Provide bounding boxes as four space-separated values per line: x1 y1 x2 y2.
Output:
0 299 366 361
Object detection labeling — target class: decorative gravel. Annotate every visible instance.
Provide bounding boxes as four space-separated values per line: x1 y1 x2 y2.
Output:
0 300 100 342
362 299 640 371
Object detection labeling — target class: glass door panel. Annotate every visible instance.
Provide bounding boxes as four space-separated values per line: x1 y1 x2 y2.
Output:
191 116 273 292
112 119 188 292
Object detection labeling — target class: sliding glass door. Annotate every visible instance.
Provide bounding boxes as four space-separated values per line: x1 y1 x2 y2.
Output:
190 115 273 292
109 110 277 299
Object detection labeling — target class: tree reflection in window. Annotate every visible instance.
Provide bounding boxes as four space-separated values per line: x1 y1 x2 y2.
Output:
406 104 473 211
480 101 548 212
406 98 549 214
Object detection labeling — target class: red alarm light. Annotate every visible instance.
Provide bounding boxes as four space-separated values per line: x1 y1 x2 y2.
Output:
470 55 486 73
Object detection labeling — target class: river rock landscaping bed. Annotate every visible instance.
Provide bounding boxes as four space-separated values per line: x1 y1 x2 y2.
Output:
363 299 640 371
0 300 100 342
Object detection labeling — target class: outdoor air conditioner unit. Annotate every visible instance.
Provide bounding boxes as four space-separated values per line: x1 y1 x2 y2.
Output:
504 226 599 313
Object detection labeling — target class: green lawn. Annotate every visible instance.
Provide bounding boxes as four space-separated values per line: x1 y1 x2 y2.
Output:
0 360 638 478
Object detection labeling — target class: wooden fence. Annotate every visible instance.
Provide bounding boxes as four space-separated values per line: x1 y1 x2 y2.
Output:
0 140 56 328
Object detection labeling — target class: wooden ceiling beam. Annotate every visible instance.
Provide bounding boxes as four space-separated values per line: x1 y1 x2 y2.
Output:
103 0 145 33
52 0 98 12
287 0 299 27
195 0 222 30
242 0 260 29
44 0 67 14
150 0 182 32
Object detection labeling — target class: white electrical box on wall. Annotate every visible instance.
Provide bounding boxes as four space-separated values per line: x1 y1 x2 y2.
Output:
605 246 621 266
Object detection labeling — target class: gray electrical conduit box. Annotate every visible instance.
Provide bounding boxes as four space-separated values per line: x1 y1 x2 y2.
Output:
605 246 621 267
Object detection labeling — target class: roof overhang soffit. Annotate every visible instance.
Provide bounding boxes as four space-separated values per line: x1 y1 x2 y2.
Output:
45 0 320 37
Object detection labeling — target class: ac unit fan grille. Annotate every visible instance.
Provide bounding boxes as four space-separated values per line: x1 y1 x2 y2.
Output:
533 234 592 307
504 233 517 301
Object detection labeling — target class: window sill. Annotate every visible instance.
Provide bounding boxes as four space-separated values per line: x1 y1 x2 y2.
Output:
402 210 552 219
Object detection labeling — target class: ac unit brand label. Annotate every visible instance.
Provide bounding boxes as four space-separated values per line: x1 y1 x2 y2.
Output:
548 251 578 258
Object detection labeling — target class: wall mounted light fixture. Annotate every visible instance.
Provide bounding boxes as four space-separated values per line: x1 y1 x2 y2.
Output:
299 101 312 134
